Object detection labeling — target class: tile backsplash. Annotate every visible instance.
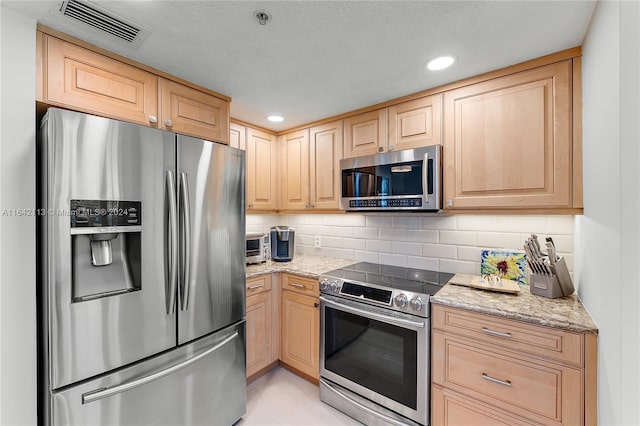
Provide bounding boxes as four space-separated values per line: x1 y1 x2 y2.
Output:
246 214 574 274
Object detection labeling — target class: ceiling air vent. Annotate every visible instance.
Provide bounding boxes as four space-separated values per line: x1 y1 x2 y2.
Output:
58 0 149 46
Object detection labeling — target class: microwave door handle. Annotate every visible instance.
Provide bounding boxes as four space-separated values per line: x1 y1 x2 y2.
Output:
179 172 192 311
422 152 430 204
166 171 178 315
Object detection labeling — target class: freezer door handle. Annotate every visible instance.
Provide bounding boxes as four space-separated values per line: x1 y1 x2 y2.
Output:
81 331 239 404
179 171 192 311
166 171 178 315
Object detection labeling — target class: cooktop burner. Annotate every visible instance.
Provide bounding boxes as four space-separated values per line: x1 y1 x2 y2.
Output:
322 262 454 296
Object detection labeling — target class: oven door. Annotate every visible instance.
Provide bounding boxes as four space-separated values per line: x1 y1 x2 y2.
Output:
320 295 429 425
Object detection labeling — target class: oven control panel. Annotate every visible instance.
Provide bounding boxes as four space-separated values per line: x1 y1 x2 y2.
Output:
319 276 429 317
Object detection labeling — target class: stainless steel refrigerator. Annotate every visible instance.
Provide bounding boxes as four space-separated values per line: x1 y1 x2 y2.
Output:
38 108 246 425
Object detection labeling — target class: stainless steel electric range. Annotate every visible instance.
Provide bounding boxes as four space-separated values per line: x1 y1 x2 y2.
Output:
318 262 453 426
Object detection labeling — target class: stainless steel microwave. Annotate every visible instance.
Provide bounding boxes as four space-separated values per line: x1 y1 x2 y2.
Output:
340 145 442 211
246 232 268 264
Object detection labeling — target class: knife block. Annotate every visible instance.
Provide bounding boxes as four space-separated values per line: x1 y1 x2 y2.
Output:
529 257 574 298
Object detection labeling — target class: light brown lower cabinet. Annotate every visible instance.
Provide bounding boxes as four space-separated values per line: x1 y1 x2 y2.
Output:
280 274 320 381
432 304 596 426
245 275 277 379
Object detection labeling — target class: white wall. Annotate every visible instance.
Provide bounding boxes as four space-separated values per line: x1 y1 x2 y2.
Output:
248 214 574 275
577 0 640 424
0 6 38 425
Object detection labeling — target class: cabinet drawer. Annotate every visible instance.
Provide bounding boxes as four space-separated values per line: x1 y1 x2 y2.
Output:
432 305 583 366
432 331 583 425
432 385 537 426
246 275 272 296
282 274 318 297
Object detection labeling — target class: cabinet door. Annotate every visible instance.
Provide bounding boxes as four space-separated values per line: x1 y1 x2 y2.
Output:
309 120 343 210
343 109 387 158
443 61 572 209
230 122 246 151
44 36 158 126
388 94 442 151
246 290 273 378
280 129 310 210
159 78 229 143
246 127 278 211
281 291 319 380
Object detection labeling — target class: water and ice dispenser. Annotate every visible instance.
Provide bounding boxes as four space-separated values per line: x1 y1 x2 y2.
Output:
70 200 142 302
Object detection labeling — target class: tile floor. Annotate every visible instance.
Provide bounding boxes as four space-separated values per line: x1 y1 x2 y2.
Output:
236 367 362 425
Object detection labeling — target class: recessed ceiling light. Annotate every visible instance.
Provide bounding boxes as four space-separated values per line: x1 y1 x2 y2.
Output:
425 56 456 71
267 115 284 122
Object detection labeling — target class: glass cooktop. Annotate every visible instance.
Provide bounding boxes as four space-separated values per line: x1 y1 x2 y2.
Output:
322 262 454 296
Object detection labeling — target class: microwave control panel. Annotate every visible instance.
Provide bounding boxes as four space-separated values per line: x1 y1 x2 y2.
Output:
348 198 423 208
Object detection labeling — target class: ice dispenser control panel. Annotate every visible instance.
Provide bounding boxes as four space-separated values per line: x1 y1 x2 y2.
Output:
70 200 141 228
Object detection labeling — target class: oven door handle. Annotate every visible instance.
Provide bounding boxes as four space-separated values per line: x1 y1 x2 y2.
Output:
320 296 425 329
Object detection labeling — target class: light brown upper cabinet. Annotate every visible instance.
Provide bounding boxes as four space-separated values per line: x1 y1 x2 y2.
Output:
443 60 576 210
309 120 343 210
246 127 278 211
41 35 158 127
229 122 247 151
388 94 443 151
280 129 310 210
343 109 387 158
38 32 230 143
159 78 229 143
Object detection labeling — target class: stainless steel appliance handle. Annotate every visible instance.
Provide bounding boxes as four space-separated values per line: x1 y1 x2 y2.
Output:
179 171 192 311
422 151 430 204
319 296 425 329
82 332 239 404
319 378 412 426
166 171 178 315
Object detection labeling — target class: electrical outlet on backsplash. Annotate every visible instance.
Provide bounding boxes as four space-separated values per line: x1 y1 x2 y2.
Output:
246 214 574 275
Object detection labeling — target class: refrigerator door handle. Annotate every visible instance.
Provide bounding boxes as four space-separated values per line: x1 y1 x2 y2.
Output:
81 331 239 405
166 171 178 315
179 171 192 311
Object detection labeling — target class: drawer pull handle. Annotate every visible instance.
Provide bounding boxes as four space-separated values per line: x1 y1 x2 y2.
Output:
482 327 512 339
482 373 512 387
291 283 306 289
247 283 264 290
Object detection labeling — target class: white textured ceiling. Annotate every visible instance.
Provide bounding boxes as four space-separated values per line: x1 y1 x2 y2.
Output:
3 0 596 132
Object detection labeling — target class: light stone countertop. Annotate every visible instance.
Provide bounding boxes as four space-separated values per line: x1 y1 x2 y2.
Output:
247 256 598 335
246 255 356 279
432 282 598 334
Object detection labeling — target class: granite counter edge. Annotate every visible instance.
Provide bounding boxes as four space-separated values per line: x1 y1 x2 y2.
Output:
431 297 599 335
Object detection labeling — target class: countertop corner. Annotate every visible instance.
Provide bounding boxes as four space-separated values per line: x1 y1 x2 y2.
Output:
432 282 598 334
246 255 357 279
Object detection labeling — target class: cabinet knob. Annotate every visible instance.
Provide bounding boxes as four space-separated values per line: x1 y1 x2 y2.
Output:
446 199 453 207
148 115 158 124
388 145 395 151
164 119 173 127
378 146 384 152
